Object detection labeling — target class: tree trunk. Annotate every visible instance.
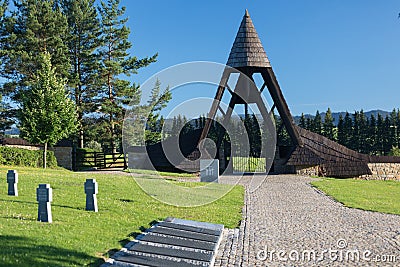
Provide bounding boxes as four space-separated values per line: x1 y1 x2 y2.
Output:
43 142 47 169
78 109 84 148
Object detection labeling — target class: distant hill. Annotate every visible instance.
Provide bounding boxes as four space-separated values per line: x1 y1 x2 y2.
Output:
4 127 20 135
293 110 391 126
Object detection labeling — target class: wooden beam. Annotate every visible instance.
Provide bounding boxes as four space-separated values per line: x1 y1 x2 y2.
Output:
217 105 226 116
198 69 230 144
261 68 303 146
259 82 267 93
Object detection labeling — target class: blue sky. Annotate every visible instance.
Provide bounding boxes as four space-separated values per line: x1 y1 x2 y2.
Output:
124 0 400 116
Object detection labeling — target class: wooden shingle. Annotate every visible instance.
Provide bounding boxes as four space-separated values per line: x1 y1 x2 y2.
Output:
227 10 271 68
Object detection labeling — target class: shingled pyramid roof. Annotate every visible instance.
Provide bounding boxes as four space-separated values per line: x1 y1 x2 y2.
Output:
227 10 271 68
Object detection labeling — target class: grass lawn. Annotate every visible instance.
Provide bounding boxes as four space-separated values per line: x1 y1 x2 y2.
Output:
0 166 244 266
311 178 400 215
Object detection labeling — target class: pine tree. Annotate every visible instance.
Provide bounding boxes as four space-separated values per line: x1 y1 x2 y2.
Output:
61 0 101 148
343 112 353 148
389 108 398 149
306 117 312 131
383 116 392 154
322 108 335 140
0 0 8 64
1 0 70 105
367 114 377 154
19 52 76 168
299 113 306 128
313 110 322 134
337 114 346 145
350 111 360 151
144 79 171 145
97 0 157 153
396 109 400 148
376 113 385 154
0 1 12 132
358 110 368 153
0 95 12 133
0 0 6 19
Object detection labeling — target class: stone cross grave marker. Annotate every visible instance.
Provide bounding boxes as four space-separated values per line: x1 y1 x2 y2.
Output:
200 159 219 183
84 178 98 212
7 170 18 196
36 184 52 223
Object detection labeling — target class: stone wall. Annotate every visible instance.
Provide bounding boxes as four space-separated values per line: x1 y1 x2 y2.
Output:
360 163 400 181
49 147 72 170
294 165 319 176
3 144 40 150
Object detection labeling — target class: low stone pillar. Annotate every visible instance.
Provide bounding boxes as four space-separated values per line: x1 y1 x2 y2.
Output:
200 159 219 183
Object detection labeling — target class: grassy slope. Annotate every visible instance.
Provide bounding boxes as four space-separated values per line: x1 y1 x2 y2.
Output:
0 166 244 266
311 178 400 215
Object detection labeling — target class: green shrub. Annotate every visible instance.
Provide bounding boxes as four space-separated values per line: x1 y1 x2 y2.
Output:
0 146 58 168
389 146 400 157
85 140 102 151
77 147 100 153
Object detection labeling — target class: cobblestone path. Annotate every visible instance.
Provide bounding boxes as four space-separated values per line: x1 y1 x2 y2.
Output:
215 175 400 266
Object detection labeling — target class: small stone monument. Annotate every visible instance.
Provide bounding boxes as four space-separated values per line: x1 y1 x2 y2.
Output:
36 184 52 223
200 159 219 183
7 170 18 196
84 179 98 212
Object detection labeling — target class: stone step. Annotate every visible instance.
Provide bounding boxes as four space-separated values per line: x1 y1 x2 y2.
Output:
102 217 224 267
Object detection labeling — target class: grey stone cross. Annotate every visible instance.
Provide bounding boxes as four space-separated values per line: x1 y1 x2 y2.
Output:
7 170 18 196
36 184 52 223
84 179 98 212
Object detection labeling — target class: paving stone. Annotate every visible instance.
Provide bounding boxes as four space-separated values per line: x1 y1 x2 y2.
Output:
215 174 400 266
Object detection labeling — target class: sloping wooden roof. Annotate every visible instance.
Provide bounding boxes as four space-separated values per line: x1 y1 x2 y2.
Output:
227 10 271 68
287 126 372 177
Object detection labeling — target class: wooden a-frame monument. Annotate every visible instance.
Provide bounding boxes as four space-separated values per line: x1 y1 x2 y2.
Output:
198 10 400 177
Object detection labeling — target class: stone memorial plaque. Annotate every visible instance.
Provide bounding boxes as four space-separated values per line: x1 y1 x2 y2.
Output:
7 170 18 196
36 184 52 223
84 179 98 212
200 159 219 183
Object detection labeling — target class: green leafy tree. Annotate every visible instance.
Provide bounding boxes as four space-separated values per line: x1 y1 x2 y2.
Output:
61 0 101 148
19 52 76 168
97 0 157 153
322 108 335 140
244 114 261 157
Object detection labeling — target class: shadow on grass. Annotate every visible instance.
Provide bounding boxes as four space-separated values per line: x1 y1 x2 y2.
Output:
1 198 84 211
0 235 102 267
104 220 160 259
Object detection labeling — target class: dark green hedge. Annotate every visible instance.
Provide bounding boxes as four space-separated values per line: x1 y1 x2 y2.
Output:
0 146 58 168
